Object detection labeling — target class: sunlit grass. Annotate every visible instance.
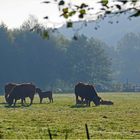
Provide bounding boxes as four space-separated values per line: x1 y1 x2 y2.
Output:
0 93 140 139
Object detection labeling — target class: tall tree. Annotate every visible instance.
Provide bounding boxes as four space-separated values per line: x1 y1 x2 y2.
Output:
66 35 111 85
0 24 14 91
116 32 140 83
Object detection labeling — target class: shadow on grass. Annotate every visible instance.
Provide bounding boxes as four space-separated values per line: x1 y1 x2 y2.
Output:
33 102 52 105
0 102 6 105
70 104 90 108
4 105 22 108
4 103 32 108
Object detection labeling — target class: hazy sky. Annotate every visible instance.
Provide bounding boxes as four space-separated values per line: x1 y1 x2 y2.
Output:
0 0 140 31
0 0 63 29
0 0 110 29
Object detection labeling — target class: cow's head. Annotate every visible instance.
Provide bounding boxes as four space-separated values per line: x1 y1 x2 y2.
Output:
5 94 9 102
93 96 101 106
6 97 14 106
36 88 42 93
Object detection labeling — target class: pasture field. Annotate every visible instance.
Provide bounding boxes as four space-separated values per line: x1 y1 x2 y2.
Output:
0 93 140 139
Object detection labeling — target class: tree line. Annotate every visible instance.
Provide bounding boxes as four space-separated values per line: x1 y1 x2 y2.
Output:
0 24 140 93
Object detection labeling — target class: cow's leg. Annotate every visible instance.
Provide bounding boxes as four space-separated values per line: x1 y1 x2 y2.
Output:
88 101 91 107
81 97 85 104
85 100 90 107
23 98 26 104
40 98 43 104
85 100 88 106
21 98 24 106
21 98 25 106
51 97 53 103
76 95 78 105
29 96 34 105
49 97 52 103
30 99 33 105
48 97 51 103
13 99 17 107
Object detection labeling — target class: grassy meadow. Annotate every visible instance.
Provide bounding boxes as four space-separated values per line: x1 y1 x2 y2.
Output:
0 93 140 139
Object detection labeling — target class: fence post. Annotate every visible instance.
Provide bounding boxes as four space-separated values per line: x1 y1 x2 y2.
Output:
85 123 90 140
65 130 68 140
48 127 52 140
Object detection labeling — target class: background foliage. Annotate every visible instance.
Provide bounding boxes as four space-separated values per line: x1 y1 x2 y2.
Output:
1 23 140 93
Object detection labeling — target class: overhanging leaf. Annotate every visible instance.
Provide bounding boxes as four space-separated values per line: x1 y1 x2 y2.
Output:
79 14 84 18
44 16 49 19
79 9 86 15
59 0 65 6
42 1 50 4
63 13 69 18
129 10 140 17
42 31 49 39
101 0 108 7
67 21 73 28
63 8 68 14
69 11 76 17
80 3 88 9
116 5 121 10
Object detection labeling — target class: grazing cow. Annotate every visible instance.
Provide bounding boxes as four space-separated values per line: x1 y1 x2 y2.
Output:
75 82 101 106
5 83 27 104
6 83 36 106
36 88 53 103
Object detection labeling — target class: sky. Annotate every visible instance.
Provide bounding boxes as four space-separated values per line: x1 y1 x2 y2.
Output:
0 0 140 46
0 0 104 29
0 0 140 29
0 0 63 29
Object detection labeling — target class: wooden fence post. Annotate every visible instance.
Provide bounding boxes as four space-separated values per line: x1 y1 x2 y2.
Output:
85 123 90 140
48 127 52 140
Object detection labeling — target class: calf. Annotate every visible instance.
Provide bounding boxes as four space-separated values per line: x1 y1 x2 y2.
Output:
36 88 53 103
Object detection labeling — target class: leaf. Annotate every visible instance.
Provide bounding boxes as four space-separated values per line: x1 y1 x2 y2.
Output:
78 9 86 19
105 10 111 14
63 13 69 19
132 0 138 2
43 31 49 39
44 16 49 19
129 10 140 17
79 14 84 18
80 3 88 9
73 35 78 40
67 21 73 28
101 0 108 7
63 8 68 14
42 1 50 4
59 0 65 6
120 0 127 4
79 9 86 15
116 4 121 10
69 11 76 17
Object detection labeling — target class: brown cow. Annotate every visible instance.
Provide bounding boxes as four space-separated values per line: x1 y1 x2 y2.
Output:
36 88 53 103
6 83 36 106
5 83 26 104
75 82 101 106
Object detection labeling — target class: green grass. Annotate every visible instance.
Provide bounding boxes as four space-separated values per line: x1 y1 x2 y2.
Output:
0 93 140 139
